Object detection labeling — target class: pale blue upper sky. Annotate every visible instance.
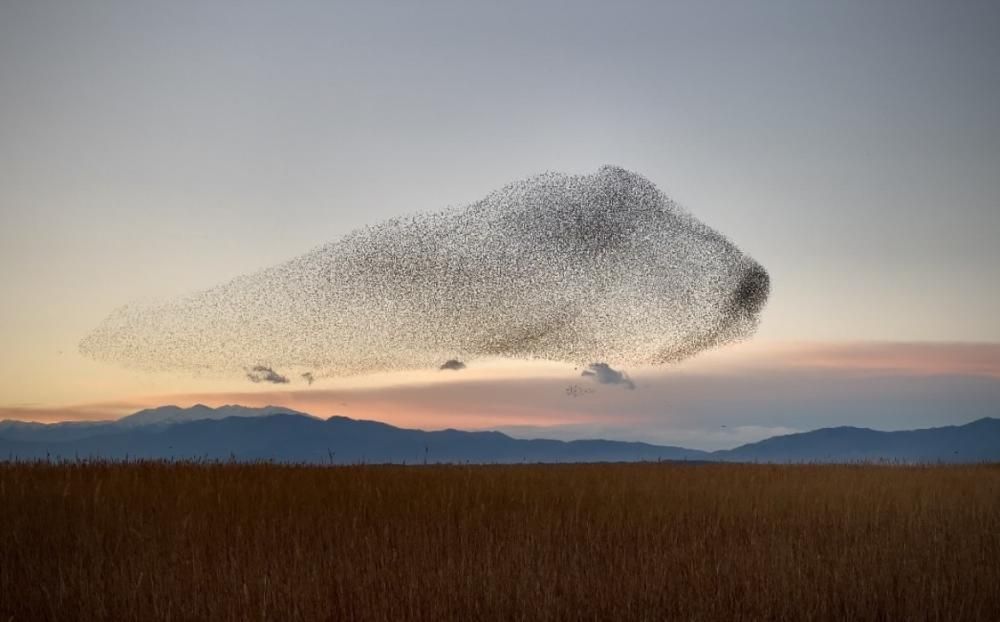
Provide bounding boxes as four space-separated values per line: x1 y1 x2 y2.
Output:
1 0 998 407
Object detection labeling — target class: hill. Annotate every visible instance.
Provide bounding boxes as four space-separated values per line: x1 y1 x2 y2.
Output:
1 405 997 463
0 407 707 463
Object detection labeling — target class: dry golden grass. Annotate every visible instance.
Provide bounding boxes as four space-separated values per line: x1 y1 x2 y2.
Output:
1 462 998 621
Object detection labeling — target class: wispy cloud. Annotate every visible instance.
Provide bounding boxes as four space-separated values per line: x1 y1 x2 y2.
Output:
678 341 1000 378
0 400 143 423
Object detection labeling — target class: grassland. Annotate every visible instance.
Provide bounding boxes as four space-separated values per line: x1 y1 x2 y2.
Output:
1 462 998 621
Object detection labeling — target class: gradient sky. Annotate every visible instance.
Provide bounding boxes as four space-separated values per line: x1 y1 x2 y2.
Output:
1 1 998 447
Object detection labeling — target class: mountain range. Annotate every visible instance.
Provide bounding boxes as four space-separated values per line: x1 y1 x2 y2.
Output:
1 405 998 464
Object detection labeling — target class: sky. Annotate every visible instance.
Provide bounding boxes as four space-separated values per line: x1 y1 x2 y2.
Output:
1 0 998 448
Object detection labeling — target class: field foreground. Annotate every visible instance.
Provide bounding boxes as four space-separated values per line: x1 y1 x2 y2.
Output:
1 462 998 621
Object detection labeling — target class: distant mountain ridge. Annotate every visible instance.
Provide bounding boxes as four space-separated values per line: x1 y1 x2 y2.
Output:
0 404 307 443
117 404 311 427
1 405 998 464
0 406 707 464
713 417 1000 463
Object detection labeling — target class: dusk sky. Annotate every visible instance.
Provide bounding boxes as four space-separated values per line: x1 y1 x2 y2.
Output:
1 1 998 449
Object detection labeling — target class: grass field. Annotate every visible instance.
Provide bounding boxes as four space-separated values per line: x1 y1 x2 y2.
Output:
1 462 998 621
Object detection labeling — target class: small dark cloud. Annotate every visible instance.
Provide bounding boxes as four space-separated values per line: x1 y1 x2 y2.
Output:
439 359 466 371
301 372 315 385
565 384 595 398
246 365 289 384
581 362 635 390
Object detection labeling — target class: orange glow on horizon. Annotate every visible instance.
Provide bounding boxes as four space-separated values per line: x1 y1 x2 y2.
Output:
2 340 998 425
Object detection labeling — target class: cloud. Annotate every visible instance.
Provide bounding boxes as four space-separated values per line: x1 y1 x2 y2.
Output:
439 359 467 371
246 365 289 384
0 401 140 423
301 372 315 385
581 363 635 389
677 341 1000 379
565 384 595 397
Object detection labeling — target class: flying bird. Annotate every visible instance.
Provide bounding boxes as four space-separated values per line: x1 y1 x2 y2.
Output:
80 166 769 377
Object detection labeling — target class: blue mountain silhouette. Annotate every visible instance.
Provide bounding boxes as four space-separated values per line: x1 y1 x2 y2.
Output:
1 405 997 463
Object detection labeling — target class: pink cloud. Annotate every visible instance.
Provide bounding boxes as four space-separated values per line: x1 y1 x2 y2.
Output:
680 341 1000 378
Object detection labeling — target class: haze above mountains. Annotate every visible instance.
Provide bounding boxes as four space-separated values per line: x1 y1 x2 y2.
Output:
1 405 998 464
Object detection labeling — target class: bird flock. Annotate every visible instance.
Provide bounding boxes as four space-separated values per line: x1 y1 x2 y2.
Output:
80 166 769 384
